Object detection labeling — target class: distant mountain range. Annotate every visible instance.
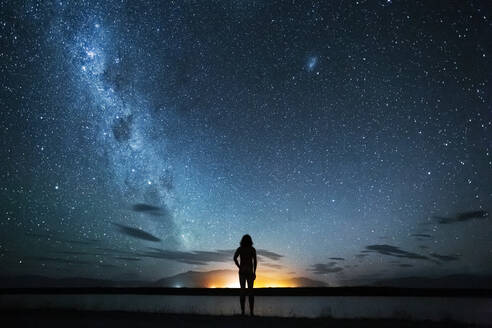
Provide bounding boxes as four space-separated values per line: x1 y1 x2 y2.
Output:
373 274 492 289
1 272 491 289
0 274 146 288
0 270 326 288
155 269 233 288
154 270 326 288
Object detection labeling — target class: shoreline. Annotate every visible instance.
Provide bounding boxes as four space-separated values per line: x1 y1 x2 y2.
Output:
1 286 491 297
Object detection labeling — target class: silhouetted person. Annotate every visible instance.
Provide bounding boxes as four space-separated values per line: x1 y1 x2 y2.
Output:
234 234 257 316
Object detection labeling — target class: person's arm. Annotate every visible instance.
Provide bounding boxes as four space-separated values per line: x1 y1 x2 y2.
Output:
233 248 240 269
253 248 257 276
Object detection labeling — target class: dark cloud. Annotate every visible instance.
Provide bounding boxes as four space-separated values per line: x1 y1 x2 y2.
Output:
132 203 162 212
114 257 141 261
411 233 432 238
430 252 460 262
419 245 430 250
329 257 345 261
399 264 414 268
131 203 171 218
309 262 344 275
355 253 368 259
434 210 489 224
138 248 282 266
112 223 161 242
139 248 228 265
364 244 430 261
257 249 283 261
455 210 488 221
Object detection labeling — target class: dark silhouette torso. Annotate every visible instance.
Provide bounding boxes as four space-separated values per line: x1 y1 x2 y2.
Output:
235 246 256 275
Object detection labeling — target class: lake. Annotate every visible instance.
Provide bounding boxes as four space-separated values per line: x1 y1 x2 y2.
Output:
1 294 491 325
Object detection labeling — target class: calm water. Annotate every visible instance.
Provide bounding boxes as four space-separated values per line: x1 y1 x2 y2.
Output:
1 294 491 325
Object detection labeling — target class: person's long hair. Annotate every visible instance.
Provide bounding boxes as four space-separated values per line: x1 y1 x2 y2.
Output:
240 234 253 248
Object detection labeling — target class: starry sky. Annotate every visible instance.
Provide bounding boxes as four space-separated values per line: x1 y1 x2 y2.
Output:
1 0 491 286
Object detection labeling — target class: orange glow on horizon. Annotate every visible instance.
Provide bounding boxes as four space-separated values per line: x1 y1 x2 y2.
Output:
204 271 299 288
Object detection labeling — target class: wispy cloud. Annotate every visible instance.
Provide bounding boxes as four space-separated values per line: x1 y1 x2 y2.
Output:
138 248 283 266
114 257 141 262
430 252 460 262
112 223 161 242
433 210 489 224
364 244 430 261
411 233 432 238
131 203 171 218
309 262 344 274
257 249 284 261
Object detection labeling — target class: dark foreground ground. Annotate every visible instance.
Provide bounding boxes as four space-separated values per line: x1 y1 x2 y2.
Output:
0 310 484 328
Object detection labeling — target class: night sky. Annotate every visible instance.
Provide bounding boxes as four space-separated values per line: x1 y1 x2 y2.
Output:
1 0 491 286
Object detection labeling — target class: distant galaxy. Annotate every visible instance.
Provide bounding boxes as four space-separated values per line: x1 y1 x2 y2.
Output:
306 56 318 72
1 0 491 285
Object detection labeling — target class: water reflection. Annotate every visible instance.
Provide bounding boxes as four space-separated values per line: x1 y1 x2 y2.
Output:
1 295 491 325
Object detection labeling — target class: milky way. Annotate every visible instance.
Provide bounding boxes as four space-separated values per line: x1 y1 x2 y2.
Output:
1 1 491 285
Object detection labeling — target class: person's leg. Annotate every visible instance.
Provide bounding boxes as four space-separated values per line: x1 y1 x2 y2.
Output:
239 273 246 315
247 275 254 316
